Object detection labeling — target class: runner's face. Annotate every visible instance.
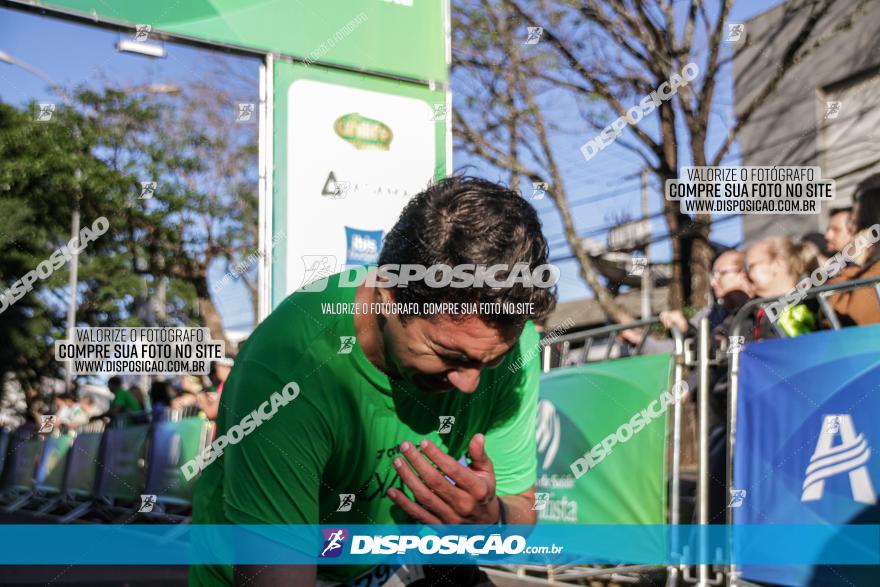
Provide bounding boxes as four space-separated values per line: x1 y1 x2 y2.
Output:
381 313 522 394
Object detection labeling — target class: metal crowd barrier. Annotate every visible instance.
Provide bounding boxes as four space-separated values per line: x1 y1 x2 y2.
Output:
705 275 880 587
0 408 213 523
487 318 687 585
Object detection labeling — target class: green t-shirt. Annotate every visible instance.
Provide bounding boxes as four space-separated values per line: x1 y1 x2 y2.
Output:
190 269 540 585
109 388 140 412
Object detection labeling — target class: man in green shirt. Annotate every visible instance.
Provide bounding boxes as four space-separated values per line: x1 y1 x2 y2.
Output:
191 177 557 586
105 375 141 416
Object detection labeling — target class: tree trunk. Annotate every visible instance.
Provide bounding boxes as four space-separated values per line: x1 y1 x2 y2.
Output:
194 275 232 355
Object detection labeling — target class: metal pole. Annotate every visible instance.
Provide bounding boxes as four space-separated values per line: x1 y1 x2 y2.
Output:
668 327 684 587
698 317 710 586
257 53 274 323
641 167 651 319
64 206 80 392
727 328 742 586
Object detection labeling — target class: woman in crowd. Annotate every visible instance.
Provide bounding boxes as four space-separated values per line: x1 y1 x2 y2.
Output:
148 380 174 415
828 174 880 326
745 236 819 338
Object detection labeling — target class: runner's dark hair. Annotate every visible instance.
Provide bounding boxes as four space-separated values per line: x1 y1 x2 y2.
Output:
378 175 557 327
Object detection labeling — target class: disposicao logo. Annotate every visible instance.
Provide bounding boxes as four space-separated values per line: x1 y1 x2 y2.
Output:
320 528 348 558
334 113 393 150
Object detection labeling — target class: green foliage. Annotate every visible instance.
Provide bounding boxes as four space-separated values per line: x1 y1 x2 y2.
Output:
0 82 258 403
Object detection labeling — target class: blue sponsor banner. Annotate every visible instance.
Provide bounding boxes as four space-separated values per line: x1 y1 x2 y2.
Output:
345 227 383 265
735 325 880 586
0 525 876 565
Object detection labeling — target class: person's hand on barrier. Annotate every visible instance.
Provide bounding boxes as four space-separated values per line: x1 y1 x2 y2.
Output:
660 310 688 333
387 433 501 525
618 328 643 345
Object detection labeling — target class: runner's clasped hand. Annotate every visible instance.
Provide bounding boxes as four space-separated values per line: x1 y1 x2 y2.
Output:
387 433 502 525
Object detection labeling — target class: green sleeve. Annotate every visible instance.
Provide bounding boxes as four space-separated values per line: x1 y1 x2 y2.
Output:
484 322 540 496
223 359 334 525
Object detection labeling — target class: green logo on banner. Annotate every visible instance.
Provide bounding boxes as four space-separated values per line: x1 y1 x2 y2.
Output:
334 113 393 150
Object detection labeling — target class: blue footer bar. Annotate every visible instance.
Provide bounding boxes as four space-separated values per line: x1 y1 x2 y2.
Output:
0 525 876 565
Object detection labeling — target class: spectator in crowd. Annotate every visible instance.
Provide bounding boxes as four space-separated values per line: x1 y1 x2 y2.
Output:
56 391 97 430
149 380 174 415
620 249 753 348
73 393 98 428
658 249 753 336
800 232 830 266
824 206 854 254
53 393 78 429
198 358 233 420
129 385 147 411
745 236 819 338
172 374 203 410
827 174 880 326
105 376 141 418
208 357 233 395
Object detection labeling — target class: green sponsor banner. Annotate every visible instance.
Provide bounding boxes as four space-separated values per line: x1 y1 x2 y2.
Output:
536 353 673 525
272 61 447 307
16 0 447 82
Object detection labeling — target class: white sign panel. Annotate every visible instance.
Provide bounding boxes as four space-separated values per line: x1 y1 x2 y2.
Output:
285 79 436 295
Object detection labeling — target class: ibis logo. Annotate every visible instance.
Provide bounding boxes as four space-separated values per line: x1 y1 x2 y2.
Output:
536 400 560 469
801 415 876 505
334 113 393 151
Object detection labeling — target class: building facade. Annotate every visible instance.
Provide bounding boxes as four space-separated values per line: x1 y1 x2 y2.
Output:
734 0 880 246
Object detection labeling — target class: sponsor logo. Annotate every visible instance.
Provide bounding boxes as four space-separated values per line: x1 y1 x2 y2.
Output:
801 414 876 504
345 227 383 265
535 495 578 522
536 400 561 469
334 113 393 151
321 171 349 198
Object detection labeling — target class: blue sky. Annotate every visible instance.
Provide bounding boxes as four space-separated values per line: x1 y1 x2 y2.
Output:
0 0 781 331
